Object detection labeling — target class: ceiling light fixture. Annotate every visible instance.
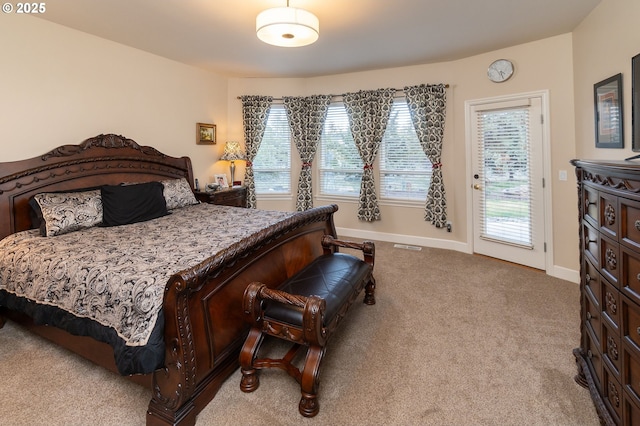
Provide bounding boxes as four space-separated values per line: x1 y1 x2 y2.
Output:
256 1 319 47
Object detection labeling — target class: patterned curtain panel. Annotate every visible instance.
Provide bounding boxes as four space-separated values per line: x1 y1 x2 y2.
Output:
283 95 332 211
404 84 447 227
240 95 273 209
343 89 396 221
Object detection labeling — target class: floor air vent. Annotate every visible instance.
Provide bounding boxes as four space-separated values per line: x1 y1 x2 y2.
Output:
393 244 422 251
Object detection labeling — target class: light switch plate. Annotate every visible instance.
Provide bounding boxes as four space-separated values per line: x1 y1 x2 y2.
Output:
559 170 567 181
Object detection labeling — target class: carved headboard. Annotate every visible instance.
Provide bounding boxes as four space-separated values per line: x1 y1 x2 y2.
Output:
0 134 194 240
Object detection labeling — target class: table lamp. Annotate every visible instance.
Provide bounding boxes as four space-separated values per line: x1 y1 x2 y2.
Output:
220 141 246 186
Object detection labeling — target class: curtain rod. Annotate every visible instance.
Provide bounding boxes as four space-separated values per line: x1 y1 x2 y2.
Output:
236 84 450 101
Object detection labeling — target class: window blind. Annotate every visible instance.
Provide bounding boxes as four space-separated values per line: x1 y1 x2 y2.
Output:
476 106 533 248
319 104 362 196
380 101 431 200
253 105 291 194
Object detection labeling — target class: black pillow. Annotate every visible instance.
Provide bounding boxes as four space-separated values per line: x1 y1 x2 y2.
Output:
101 182 168 227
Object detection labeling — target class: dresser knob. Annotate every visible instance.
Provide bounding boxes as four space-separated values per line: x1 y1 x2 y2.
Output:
586 273 592 283
587 312 592 320
637 327 640 336
604 204 616 225
635 220 640 231
637 273 640 282
587 350 593 358
606 248 617 270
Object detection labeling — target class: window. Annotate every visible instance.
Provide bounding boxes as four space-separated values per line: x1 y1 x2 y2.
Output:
253 105 291 194
380 101 431 201
319 105 362 196
318 101 431 201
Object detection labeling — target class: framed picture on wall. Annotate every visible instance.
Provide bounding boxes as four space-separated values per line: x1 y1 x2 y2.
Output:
197 123 216 145
594 73 624 148
633 54 640 152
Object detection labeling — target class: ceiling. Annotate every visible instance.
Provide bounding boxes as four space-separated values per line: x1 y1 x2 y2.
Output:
36 0 602 78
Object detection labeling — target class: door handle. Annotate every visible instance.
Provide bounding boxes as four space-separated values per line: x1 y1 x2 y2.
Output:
473 184 481 190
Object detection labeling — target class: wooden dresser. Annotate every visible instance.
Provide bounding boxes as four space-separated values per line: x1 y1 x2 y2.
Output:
573 160 640 425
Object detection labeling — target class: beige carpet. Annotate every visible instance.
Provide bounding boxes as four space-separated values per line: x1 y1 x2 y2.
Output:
0 241 599 425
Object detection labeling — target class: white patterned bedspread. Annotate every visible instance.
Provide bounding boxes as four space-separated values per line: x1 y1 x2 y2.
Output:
0 204 294 346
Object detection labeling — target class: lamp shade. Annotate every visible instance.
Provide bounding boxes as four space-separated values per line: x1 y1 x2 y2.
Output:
256 6 319 47
220 141 246 161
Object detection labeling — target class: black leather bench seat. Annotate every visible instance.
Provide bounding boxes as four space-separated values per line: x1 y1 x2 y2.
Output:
264 253 372 328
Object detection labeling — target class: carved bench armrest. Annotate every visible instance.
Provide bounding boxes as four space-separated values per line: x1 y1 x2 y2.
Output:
258 286 308 308
321 235 375 267
242 282 328 346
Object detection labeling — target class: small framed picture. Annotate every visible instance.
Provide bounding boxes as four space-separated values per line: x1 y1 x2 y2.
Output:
594 73 624 148
197 123 216 145
214 174 228 188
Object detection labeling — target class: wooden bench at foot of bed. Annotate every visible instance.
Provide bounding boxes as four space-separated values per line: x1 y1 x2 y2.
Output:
238 235 376 417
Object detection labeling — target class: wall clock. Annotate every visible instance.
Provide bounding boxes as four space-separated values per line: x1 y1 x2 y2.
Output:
487 59 514 83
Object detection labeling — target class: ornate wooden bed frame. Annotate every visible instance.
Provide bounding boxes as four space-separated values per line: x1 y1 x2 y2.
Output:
0 134 338 425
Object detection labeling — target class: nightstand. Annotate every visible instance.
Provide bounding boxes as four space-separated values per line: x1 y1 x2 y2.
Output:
194 186 247 208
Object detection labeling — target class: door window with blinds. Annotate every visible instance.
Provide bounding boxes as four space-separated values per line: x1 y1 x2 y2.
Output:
253 105 291 194
476 103 534 247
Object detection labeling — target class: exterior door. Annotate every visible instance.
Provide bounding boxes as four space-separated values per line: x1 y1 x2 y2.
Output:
470 96 546 270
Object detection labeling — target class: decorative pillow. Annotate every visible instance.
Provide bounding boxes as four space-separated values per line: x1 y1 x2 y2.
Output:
161 178 199 210
101 181 169 227
29 185 104 230
33 190 103 237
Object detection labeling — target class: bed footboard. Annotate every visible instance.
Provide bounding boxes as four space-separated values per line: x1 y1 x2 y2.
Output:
147 204 338 426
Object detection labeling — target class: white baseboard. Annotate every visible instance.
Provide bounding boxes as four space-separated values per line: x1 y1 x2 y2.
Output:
336 226 580 284
547 265 580 284
335 227 470 253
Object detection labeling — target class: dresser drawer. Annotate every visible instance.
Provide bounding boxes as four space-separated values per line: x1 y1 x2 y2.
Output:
603 364 623 423
583 184 599 228
603 320 622 378
584 221 599 268
600 192 619 240
623 346 640 410
621 197 640 251
601 235 620 287
585 328 603 391
210 188 246 207
623 296 640 353
194 187 247 208
586 293 602 346
603 277 621 330
624 392 640 425
623 246 640 306
584 258 601 308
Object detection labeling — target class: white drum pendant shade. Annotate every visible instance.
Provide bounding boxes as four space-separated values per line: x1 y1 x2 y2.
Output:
256 7 319 47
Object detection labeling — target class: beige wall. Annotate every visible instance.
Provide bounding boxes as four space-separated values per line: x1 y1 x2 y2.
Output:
573 0 640 159
5 1 637 280
0 16 229 185
229 33 578 277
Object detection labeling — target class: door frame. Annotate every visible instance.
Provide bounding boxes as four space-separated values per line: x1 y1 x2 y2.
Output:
464 90 553 272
